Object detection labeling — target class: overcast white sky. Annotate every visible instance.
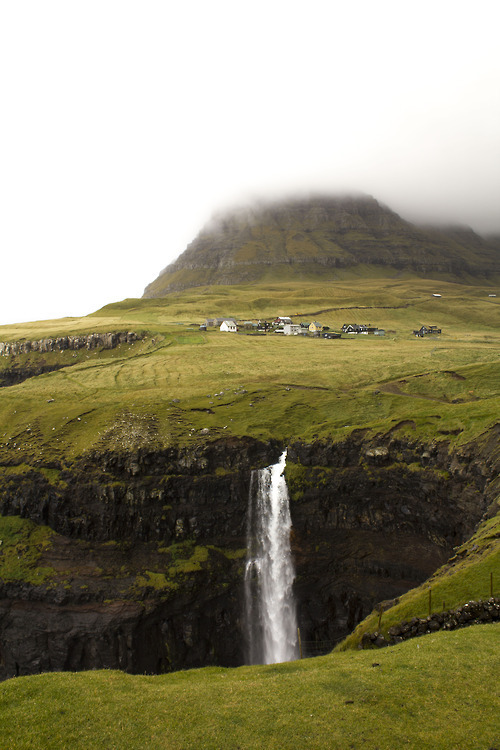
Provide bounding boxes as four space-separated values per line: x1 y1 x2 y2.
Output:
1 0 499 325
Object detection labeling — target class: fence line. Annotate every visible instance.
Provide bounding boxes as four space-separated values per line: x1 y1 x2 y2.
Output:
299 636 344 658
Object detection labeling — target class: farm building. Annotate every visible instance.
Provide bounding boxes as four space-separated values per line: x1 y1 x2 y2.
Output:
413 325 442 337
206 317 235 327
342 324 368 334
341 324 385 335
309 321 323 333
220 320 237 333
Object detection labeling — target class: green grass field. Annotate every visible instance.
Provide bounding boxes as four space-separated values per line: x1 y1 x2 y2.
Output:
0 625 498 750
0 278 499 461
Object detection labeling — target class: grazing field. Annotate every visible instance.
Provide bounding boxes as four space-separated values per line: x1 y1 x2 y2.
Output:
0 625 498 750
0 278 499 461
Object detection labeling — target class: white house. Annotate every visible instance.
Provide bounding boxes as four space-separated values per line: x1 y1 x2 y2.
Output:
283 324 301 335
220 320 237 333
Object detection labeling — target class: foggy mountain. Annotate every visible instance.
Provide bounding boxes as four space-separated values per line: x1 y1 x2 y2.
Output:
144 195 500 297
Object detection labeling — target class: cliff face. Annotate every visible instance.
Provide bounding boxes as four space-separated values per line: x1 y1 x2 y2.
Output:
0 332 138 357
143 195 500 297
0 428 497 680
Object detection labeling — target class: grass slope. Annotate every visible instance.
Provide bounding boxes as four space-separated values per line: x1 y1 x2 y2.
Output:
0 626 498 750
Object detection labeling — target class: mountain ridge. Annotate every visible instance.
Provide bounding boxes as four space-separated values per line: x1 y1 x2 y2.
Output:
144 194 500 297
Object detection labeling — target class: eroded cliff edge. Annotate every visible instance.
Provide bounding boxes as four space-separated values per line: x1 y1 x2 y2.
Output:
0 427 498 680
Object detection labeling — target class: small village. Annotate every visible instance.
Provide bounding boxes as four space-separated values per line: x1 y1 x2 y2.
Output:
201 316 443 338
200 316 386 338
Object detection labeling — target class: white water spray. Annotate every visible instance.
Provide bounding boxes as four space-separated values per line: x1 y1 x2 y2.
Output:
244 449 298 664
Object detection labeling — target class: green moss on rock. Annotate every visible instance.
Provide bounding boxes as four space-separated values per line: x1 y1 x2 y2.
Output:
0 515 56 584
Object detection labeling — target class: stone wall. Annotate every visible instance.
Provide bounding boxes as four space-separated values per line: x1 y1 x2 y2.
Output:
361 598 500 648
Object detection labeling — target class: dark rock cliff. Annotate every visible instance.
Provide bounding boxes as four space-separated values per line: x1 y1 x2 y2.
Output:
0 332 138 357
0 428 498 680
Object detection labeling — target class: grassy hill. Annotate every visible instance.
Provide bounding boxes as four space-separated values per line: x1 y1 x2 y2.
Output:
0 625 498 749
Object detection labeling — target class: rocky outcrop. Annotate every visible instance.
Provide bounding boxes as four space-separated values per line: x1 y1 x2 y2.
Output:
0 363 68 387
360 598 500 649
0 331 138 357
0 438 281 544
0 428 498 680
0 332 139 387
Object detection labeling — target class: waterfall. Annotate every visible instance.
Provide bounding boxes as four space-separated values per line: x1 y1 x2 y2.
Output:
244 449 298 665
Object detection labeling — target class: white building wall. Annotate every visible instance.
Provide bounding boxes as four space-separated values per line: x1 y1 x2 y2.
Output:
220 321 237 332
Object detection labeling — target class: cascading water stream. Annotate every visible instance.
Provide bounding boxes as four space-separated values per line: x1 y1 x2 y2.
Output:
244 449 298 665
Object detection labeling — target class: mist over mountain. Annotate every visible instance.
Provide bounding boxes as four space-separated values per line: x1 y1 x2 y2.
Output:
144 195 500 298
